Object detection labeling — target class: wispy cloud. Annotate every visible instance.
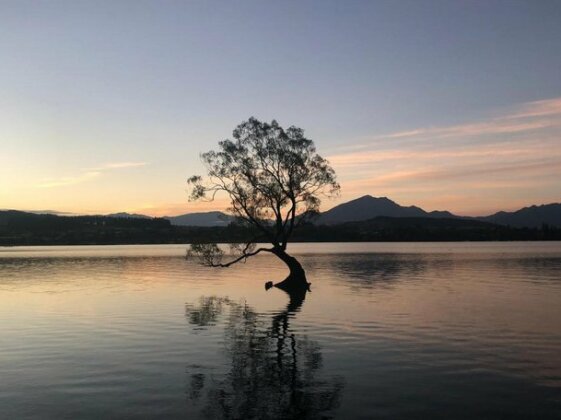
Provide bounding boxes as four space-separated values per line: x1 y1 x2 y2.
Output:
376 118 553 142
36 171 102 188
343 159 561 187
332 97 561 151
327 96 561 214
505 97 561 119
36 161 148 188
88 162 148 171
328 143 552 168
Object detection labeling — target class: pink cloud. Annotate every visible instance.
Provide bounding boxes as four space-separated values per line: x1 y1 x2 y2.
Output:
324 96 561 214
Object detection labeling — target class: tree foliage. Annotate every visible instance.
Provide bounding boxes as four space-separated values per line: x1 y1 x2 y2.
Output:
187 117 339 267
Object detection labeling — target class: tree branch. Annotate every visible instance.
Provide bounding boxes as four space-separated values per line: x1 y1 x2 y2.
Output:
209 247 274 267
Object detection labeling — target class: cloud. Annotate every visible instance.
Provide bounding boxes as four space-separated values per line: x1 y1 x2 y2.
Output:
333 97 561 152
89 162 148 170
505 97 561 119
345 159 561 186
36 161 148 188
378 118 553 142
326 96 561 214
36 171 102 188
328 143 552 168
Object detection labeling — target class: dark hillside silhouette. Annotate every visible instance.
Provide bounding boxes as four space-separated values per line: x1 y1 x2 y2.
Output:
480 203 561 228
1 210 560 246
107 212 151 219
315 195 457 225
293 216 551 242
165 211 234 227
0 210 172 245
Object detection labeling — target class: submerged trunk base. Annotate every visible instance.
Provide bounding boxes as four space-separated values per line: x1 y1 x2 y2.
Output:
271 249 311 294
274 273 310 293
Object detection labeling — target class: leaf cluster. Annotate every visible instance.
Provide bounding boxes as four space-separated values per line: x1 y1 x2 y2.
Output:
187 118 339 266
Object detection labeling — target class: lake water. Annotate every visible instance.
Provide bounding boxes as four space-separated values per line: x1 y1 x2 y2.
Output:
1 242 560 419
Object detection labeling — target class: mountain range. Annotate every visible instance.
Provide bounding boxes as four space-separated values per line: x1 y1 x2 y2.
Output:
107 211 234 226
479 203 561 228
315 195 561 228
11 195 560 229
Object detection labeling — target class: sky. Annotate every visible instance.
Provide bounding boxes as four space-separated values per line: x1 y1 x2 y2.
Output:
1 0 560 217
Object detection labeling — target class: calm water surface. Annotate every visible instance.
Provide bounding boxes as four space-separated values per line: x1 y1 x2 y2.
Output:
1 242 560 419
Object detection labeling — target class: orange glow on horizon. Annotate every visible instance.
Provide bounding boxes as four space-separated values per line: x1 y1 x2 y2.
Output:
2 97 560 218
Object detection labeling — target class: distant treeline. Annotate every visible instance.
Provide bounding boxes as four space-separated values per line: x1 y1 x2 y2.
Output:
291 217 561 242
0 211 560 246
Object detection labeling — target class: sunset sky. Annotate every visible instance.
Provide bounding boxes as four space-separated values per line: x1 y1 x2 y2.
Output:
1 1 560 217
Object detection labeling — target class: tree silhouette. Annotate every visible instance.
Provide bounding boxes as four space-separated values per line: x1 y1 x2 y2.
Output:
187 117 339 291
185 293 344 419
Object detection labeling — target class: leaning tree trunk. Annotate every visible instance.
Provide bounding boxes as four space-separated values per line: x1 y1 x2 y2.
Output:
272 248 310 293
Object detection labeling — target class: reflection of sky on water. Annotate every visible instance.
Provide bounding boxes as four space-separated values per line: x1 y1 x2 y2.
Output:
0 243 560 418
185 295 343 419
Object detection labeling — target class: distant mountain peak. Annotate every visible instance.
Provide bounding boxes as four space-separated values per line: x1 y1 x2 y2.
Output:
107 212 151 219
165 211 234 227
481 202 561 228
315 195 444 225
356 194 390 201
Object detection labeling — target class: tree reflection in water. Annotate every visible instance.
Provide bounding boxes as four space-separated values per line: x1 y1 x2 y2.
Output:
185 291 344 419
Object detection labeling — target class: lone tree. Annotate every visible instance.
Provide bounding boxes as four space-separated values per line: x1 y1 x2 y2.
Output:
187 117 339 292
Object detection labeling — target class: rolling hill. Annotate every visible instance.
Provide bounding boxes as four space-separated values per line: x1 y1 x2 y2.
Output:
481 203 561 228
107 212 151 219
165 211 233 227
107 211 234 226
